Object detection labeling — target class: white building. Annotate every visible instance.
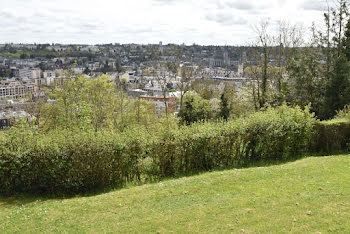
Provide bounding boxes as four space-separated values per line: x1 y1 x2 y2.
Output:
0 80 35 99
18 68 41 80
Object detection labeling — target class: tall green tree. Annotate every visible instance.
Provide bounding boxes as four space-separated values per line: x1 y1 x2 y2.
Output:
219 92 230 121
342 19 350 60
178 93 212 125
286 47 323 114
324 55 350 118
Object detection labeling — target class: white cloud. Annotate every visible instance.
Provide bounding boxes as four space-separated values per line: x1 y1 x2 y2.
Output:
300 0 327 11
0 0 327 45
206 11 248 26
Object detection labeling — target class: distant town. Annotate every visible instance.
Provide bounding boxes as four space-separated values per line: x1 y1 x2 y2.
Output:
0 42 257 128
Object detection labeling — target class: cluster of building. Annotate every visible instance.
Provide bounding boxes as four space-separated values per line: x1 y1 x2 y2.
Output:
0 42 256 128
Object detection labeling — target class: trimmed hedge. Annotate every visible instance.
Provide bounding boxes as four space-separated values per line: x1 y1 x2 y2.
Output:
0 128 153 194
0 105 317 194
312 119 350 154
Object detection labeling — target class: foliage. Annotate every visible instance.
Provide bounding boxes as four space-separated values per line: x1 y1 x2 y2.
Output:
219 92 230 120
286 47 323 114
0 127 154 194
191 79 218 100
0 104 316 194
324 55 350 118
311 118 350 154
39 74 154 132
336 104 350 119
178 93 212 125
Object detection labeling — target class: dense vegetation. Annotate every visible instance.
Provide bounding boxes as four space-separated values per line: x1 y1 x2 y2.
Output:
2 68 350 194
0 102 327 194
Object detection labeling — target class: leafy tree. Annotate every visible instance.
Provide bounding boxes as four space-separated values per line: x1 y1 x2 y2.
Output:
219 92 230 120
324 55 350 118
166 62 178 74
178 93 212 125
191 79 217 100
86 75 116 131
343 18 350 60
40 74 92 131
40 73 117 131
178 66 193 110
286 47 323 114
20 53 28 59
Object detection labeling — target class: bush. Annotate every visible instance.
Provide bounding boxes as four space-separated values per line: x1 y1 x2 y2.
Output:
151 104 315 177
0 126 153 194
0 105 316 195
311 119 350 154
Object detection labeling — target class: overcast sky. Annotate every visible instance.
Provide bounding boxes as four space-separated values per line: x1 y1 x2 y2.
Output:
0 0 329 45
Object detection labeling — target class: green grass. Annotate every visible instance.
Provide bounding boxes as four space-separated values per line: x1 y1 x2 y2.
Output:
1 155 350 233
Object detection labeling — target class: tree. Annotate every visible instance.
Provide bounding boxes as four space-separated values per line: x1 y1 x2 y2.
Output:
324 55 350 118
86 75 116 131
191 78 217 100
40 74 92 131
40 73 119 132
20 53 28 59
332 0 348 56
252 20 274 108
152 63 170 118
244 65 278 109
219 92 230 120
178 65 193 111
178 93 212 125
115 78 128 128
342 18 350 60
286 47 323 115
275 21 304 94
318 0 350 118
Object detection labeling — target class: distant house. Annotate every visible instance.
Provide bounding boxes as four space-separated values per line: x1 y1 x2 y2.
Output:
0 80 35 99
0 111 31 130
212 77 248 92
18 68 41 80
140 96 177 116
127 89 147 98
0 118 11 130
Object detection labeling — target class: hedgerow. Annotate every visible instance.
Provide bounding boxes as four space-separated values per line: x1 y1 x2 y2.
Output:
0 104 318 194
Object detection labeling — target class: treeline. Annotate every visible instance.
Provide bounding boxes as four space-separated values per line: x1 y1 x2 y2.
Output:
0 45 103 60
240 0 350 120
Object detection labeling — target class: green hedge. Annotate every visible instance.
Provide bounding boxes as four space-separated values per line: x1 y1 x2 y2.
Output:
0 128 153 194
311 119 350 154
0 105 316 194
151 105 315 177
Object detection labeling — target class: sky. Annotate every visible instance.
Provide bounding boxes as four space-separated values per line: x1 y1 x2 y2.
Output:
0 0 330 46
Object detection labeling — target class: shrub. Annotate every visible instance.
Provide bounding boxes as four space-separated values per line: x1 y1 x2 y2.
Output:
0 127 153 194
311 119 350 154
0 104 316 194
151 104 316 177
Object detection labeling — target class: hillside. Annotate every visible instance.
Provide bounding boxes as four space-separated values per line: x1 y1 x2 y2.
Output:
1 155 350 233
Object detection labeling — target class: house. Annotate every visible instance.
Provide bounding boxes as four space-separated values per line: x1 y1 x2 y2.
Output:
127 89 147 98
18 68 41 80
140 96 177 116
0 80 35 99
0 110 31 130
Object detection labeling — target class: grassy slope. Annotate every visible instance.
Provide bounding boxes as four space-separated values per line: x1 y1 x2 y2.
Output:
1 155 350 233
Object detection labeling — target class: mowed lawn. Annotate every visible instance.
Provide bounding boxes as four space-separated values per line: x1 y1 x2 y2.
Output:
1 155 350 233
